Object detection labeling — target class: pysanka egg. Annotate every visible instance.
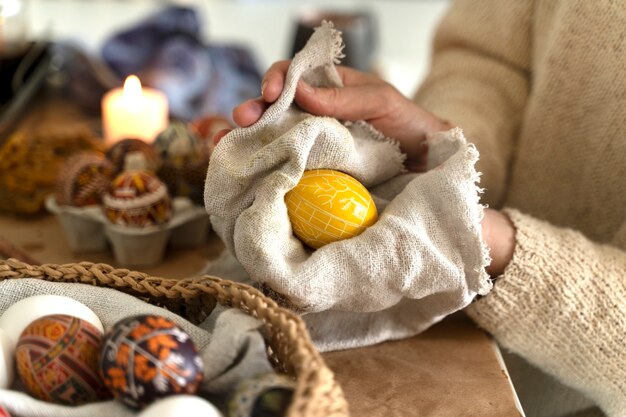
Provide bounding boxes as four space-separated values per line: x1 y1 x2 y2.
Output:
15 314 109 405
189 114 233 159
152 121 202 162
0 294 104 349
55 151 113 207
156 160 208 205
105 138 161 176
99 314 204 409
103 169 172 227
153 121 208 205
285 169 378 249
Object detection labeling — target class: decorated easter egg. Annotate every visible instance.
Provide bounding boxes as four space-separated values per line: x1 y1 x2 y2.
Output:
0 405 11 417
106 138 162 176
228 372 295 417
0 328 14 389
189 114 233 159
285 169 378 249
15 314 109 405
137 395 223 417
156 160 208 205
55 151 113 206
0 295 104 352
153 122 207 205
153 121 202 162
103 169 172 227
99 314 204 409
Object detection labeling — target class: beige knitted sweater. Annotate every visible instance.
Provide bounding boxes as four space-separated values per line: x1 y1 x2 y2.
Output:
414 0 626 416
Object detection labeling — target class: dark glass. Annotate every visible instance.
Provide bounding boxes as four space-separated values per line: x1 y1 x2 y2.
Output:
291 10 377 73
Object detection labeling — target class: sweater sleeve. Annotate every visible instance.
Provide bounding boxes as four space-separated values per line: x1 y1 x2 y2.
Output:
413 0 532 208
465 209 626 416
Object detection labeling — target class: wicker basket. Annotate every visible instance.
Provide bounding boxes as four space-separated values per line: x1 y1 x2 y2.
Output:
0 258 349 417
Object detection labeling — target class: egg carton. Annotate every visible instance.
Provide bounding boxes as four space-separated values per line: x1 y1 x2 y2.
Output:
45 196 211 268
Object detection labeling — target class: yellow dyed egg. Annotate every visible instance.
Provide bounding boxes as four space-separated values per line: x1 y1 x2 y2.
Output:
285 169 378 249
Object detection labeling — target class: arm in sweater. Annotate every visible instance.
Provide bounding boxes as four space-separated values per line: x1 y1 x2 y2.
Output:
468 210 626 416
414 0 532 208
417 2 626 413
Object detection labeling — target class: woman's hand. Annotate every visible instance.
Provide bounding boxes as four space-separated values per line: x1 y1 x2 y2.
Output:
481 209 516 277
222 60 452 171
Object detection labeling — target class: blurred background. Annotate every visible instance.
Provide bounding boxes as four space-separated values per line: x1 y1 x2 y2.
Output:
0 0 452 223
23 0 451 97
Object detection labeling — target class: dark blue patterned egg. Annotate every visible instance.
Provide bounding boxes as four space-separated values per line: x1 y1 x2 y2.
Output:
99 314 204 409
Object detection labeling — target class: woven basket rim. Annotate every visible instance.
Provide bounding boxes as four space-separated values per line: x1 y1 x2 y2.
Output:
0 258 350 417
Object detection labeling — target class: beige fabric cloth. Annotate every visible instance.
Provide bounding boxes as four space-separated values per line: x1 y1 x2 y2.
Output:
0 279 272 417
203 22 491 351
415 0 626 415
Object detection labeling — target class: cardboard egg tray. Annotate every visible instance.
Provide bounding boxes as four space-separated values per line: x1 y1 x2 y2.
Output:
45 196 211 267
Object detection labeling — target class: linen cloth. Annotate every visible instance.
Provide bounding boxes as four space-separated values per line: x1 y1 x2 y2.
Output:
0 279 272 417
203 22 491 351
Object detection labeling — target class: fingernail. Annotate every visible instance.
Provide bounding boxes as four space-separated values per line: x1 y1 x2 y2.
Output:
299 81 314 94
261 80 268 96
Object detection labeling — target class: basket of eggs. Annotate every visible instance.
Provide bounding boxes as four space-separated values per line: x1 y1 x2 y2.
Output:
0 258 349 417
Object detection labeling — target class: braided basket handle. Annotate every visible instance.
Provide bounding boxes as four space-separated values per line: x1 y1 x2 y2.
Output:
0 258 349 417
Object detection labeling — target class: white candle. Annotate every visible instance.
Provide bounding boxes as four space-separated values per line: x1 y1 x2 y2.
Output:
102 75 168 146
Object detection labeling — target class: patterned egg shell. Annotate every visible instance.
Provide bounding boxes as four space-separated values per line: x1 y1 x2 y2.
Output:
156 159 208 205
103 170 172 227
105 138 162 176
15 314 110 405
189 114 233 159
228 372 295 417
153 121 202 165
285 169 378 249
55 151 113 207
0 405 10 417
99 314 204 409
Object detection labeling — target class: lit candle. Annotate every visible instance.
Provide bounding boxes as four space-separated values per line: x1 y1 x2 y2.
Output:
102 75 169 146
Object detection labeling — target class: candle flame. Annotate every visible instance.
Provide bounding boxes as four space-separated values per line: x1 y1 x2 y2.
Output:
123 75 143 111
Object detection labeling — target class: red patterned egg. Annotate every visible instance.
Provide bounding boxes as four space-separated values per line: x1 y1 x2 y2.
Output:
103 169 172 227
15 314 109 405
189 114 233 159
0 405 11 417
99 314 204 409
55 151 113 207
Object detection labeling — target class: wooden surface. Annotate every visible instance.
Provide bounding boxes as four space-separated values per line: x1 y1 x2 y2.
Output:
0 213 224 279
325 312 523 416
